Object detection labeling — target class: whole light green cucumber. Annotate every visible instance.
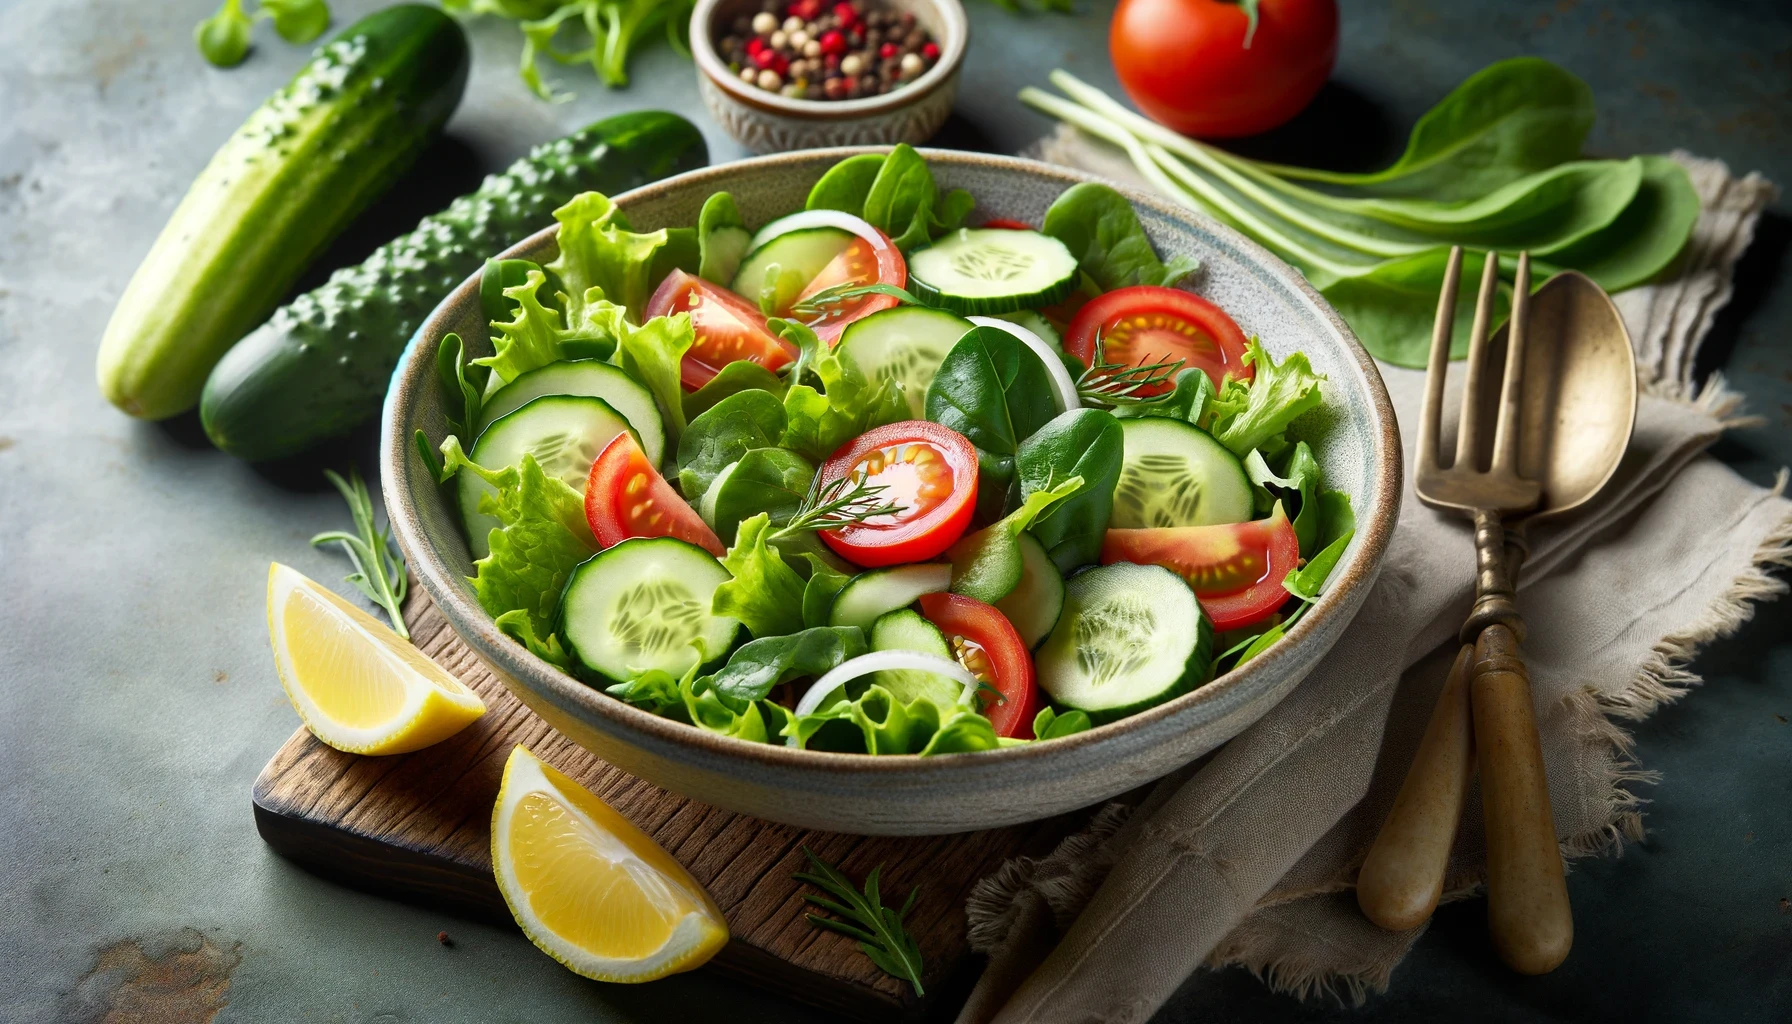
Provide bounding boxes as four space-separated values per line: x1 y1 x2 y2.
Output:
200 111 709 461
96 5 470 420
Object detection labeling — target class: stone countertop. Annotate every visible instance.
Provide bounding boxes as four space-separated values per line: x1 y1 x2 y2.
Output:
0 1 1786 1021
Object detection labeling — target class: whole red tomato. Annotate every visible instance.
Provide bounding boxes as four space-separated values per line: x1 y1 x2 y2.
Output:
1110 0 1339 138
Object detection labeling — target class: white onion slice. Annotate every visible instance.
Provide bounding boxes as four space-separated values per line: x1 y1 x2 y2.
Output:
968 315 1082 414
748 208 886 252
791 651 979 719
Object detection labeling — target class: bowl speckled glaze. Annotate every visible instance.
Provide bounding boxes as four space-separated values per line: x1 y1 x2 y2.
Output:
382 148 1401 836
691 0 966 153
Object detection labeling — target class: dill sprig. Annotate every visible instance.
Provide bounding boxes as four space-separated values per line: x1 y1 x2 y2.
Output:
774 473 904 539
793 848 926 996
1076 347 1187 405
788 282 925 318
310 467 411 640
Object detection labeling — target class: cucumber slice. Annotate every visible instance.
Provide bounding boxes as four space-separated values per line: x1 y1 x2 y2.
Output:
1036 562 1213 723
459 395 634 558
994 532 1065 648
828 563 952 631
868 609 962 710
992 309 1062 349
479 360 665 468
731 226 853 313
836 306 973 417
908 228 1079 315
560 537 741 684
1112 418 1254 529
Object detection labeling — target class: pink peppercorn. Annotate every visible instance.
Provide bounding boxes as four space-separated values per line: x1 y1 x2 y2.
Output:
823 51 840 69
921 41 940 61
818 29 847 55
878 41 898 59
746 36 766 55
833 2 858 26
752 47 781 70
789 0 823 19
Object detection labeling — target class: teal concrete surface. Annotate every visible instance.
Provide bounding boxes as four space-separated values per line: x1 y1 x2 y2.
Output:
0 1 1785 1021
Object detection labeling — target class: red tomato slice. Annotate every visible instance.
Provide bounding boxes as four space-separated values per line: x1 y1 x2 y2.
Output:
979 218 1036 231
787 227 907 346
1065 285 1254 395
1099 507 1299 632
645 269 797 390
585 432 724 557
815 420 978 567
917 592 1038 739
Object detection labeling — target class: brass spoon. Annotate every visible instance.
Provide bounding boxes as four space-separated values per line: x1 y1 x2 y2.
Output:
1356 255 1637 975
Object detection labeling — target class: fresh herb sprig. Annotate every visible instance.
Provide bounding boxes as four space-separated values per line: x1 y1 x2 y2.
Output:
1076 348 1187 406
311 467 411 640
789 282 927 318
793 848 926 996
773 474 904 540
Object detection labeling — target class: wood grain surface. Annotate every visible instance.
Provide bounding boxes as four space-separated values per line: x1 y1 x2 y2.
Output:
252 586 1093 1021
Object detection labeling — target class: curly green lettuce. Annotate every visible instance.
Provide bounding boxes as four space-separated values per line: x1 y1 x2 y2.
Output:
774 319 908 462
1207 340 1326 459
711 513 807 639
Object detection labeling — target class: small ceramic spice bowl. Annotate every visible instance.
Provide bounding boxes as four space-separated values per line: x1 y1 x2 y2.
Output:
691 0 967 154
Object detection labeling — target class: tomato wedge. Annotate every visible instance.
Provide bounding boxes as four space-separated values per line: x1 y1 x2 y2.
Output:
585 432 724 556
1065 285 1254 395
645 269 797 390
979 218 1037 231
1100 507 1299 631
917 592 1038 739
790 230 907 345
815 420 978 567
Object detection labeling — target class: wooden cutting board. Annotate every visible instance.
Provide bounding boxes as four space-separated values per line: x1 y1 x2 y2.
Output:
252 586 1094 1021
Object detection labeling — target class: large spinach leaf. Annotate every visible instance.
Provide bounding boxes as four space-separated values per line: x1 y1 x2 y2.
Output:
676 389 787 499
1014 409 1124 573
709 446 815 542
925 325 1058 523
805 145 973 252
1041 182 1199 291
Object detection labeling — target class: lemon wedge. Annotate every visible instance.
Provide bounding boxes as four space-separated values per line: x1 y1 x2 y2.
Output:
492 746 729 982
266 562 485 754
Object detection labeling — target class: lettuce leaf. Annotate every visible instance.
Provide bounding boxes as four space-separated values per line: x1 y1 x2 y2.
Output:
1032 707 1093 741
711 513 807 639
774 319 909 461
473 269 628 387
614 311 696 442
1244 441 1323 556
1207 340 1326 459
783 684 1002 755
439 441 597 669
545 191 667 325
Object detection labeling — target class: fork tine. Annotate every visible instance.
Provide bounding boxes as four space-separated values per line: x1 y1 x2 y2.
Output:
1417 246 1463 472
1491 253 1532 472
1452 251 1504 471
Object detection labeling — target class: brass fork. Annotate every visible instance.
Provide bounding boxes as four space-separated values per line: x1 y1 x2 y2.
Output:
1357 248 1573 974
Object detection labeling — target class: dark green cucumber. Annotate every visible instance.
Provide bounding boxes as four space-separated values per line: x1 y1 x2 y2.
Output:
200 111 708 461
97 5 470 420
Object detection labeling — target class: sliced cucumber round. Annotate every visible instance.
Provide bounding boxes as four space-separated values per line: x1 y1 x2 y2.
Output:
994 532 1065 648
908 228 1078 315
731 226 852 313
1036 562 1212 723
459 395 634 559
479 359 665 468
836 306 972 418
1112 418 1253 530
828 563 952 631
560 537 740 684
868 608 962 710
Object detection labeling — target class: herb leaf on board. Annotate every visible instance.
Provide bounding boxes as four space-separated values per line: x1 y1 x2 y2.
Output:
793 849 926 997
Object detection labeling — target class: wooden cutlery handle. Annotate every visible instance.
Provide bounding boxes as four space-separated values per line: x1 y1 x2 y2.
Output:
1358 644 1476 931
1471 623 1572 974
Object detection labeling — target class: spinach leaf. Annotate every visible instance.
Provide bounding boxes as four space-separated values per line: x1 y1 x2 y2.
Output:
1320 248 1510 368
708 626 868 704
1257 57 1595 201
676 389 788 499
916 711 1002 755
713 513 807 639
1032 706 1093 741
806 153 887 214
1536 155 1699 291
798 553 853 628
1014 409 1125 574
697 191 752 284
1244 441 1322 556
709 446 816 543
683 360 788 421
925 325 1058 521
948 477 1083 603
1041 182 1199 291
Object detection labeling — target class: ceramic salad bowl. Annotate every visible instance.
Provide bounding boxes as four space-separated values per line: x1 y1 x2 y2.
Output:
381 147 1401 836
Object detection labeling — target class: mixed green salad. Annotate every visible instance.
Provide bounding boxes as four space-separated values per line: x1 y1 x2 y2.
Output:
418 144 1355 756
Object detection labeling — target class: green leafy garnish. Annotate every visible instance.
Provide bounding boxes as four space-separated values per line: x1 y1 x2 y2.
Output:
706 626 867 705
1032 706 1093 740
1014 409 1125 573
1075 348 1187 406
444 0 696 99
1205 340 1325 459
615 311 697 442
546 191 668 325
435 332 485 441
712 514 807 640
472 269 625 386
310 467 409 640
794 849 926 997
805 145 973 253
195 0 254 67
1245 441 1322 556
788 282 926 319
774 320 908 462
773 473 903 540
1041 182 1199 291
676 389 788 500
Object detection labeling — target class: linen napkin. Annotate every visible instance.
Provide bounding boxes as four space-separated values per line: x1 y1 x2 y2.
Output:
955 129 1788 1023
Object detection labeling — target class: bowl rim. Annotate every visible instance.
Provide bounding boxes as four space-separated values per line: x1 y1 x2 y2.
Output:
382 146 1403 777
689 0 968 121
